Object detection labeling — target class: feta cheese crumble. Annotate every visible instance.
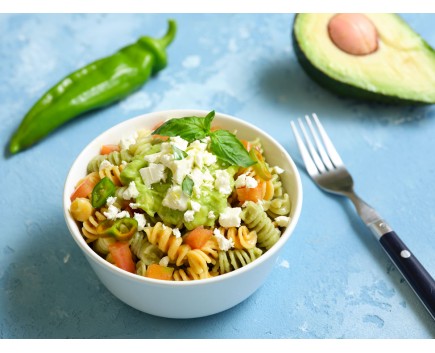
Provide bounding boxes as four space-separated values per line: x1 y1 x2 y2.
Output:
140 163 166 187
162 185 189 211
104 196 131 220
173 228 181 238
235 174 258 189
208 211 215 219
184 210 195 222
274 166 284 174
99 160 114 171
170 136 189 151
122 181 139 200
134 213 146 231
275 216 291 227
214 170 232 194
159 256 170 267
190 200 201 212
120 131 138 150
213 228 234 251
219 207 242 228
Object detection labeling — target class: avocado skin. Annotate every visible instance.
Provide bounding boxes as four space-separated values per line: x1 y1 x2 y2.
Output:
291 14 432 105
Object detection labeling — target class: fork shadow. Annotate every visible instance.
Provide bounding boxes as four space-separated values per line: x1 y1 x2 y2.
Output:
293 157 435 333
339 198 435 330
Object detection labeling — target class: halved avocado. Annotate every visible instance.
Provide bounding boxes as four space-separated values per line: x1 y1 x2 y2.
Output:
292 14 435 104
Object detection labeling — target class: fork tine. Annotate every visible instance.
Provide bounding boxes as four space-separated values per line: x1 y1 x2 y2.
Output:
312 113 344 167
297 118 326 173
304 115 334 170
290 121 319 176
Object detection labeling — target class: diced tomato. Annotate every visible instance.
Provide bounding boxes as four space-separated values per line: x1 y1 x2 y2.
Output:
151 121 169 141
236 178 266 203
151 134 169 141
240 139 251 152
183 227 213 249
70 172 100 201
108 242 136 273
100 144 120 155
210 125 221 132
146 264 174 280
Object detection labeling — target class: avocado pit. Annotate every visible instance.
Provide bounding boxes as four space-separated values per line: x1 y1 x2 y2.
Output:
328 13 378 56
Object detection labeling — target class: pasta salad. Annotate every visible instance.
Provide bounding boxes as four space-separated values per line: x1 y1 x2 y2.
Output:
69 111 291 281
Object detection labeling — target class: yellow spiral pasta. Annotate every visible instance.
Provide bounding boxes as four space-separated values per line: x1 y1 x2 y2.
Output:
186 249 214 276
99 164 124 186
145 222 191 266
215 226 257 250
82 208 107 242
173 267 213 281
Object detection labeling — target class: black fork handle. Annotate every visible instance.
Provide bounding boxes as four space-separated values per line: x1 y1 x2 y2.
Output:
379 231 435 320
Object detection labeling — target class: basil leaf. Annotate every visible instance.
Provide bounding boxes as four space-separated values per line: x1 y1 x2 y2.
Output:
152 111 215 142
172 145 187 160
209 130 256 167
182 175 194 196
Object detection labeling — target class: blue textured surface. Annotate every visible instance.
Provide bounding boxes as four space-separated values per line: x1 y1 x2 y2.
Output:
1 13 435 338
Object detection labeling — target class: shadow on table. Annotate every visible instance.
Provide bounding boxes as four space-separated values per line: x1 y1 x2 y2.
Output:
1 208 256 338
289 155 435 332
256 56 435 331
257 55 434 125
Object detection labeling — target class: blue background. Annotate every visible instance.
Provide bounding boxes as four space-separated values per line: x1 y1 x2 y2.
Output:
0 14 434 338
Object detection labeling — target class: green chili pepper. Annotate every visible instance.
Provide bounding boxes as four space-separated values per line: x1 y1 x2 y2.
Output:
249 148 272 181
97 218 138 241
92 177 116 208
9 20 177 155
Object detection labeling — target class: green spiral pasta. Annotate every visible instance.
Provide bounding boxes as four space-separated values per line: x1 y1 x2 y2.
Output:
128 134 154 157
212 247 263 275
267 193 291 218
129 231 164 265
270 171 283 198
241 201 281 250
87 149 133 173
93 237 116 256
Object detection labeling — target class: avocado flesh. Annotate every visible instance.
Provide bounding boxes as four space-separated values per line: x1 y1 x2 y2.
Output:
293 14 435 104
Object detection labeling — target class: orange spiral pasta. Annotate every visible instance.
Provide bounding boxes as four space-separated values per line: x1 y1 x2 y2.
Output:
145 222 191 266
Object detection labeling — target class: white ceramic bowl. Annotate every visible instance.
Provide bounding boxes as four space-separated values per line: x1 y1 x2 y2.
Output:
63 109 302 318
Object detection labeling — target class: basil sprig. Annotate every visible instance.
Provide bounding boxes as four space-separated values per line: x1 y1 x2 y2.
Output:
152 111 255 167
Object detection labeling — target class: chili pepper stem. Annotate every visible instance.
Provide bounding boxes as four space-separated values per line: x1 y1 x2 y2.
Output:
158 19 177 48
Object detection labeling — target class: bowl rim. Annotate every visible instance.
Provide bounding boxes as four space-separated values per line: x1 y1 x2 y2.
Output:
63 109 303 287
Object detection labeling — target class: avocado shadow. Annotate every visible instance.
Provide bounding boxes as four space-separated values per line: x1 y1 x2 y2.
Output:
257 55 434 125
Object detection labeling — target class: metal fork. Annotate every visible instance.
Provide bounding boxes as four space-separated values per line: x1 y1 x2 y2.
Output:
291 113 435 320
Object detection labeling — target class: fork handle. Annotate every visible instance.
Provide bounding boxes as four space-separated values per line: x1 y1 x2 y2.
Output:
379 231 435 319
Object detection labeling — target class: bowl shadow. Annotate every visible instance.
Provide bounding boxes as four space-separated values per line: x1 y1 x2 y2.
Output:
1 207 260 338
